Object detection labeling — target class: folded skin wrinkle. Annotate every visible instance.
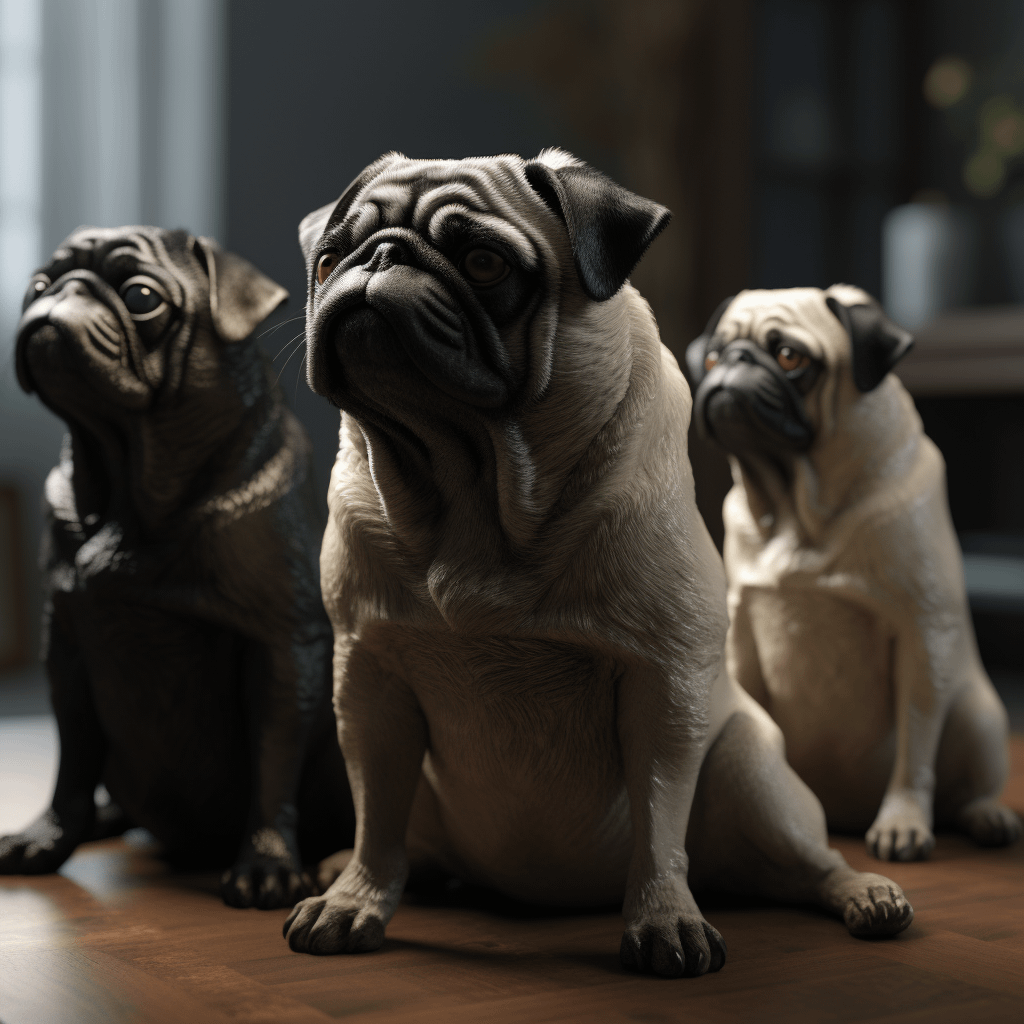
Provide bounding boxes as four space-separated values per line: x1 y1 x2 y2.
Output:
282 152 912 973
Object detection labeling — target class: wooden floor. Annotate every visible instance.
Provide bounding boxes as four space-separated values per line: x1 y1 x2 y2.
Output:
2 741 1022 1024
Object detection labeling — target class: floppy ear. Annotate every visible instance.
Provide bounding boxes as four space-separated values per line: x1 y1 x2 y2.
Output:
685 294 735 386
193 237 289 343
825 296 914 392
523 153 671 301
297 152 406 261
298 201 337 261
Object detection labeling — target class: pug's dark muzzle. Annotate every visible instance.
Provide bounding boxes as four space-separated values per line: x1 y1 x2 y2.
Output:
16 270 154 409
307 229 515 410
693 340 813 456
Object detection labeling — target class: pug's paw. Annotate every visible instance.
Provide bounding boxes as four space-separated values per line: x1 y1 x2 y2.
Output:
619 915 727 978
283 892 388 955
0 807 88 875
838 873 914 938
221 828 314 909
866 795 935 861
958 798 1023 848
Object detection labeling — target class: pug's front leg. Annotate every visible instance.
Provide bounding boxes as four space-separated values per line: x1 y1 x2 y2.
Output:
617 666 726 978
222 638 328 909
0 621 103 874
284 653 426 955
865 637 945 862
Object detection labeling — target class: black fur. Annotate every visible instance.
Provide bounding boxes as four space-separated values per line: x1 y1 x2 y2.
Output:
685 295 735 387
825 297 914 393
523 159 671 302
2 226 354 907
693 338 815 455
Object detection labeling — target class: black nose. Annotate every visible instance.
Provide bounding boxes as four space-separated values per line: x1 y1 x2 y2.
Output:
723 344 758 365
365 241 406 272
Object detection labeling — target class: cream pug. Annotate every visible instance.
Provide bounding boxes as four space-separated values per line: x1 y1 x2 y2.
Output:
285 154 912 976
686 285 1022 862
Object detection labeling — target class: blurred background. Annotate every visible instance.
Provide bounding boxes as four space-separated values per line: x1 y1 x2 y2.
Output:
1 0 1022 781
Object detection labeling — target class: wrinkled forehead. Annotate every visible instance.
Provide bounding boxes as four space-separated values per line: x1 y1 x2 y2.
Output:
717 288 847 360
47 227 169 277
341 157 550 268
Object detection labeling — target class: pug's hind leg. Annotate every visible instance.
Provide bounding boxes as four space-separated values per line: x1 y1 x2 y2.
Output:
688 703 913 939
935 678 1022 848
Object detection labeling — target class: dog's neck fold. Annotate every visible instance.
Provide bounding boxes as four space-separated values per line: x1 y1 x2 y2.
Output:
63 356 288 539
733 376 923 549
338 287 656 622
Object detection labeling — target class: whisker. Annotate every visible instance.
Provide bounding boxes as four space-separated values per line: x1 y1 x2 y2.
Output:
294 351 308 403
258 314 306 341
272 331 307 362
274 335 307 387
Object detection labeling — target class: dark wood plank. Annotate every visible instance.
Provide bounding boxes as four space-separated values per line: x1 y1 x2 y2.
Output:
1 738 1022 1023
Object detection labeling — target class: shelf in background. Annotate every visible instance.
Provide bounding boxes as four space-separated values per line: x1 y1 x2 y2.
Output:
896 306 1024 395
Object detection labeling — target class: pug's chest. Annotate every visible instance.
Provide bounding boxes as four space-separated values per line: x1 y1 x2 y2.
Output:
740 584 895 756
45 512 222 607
380 630 623 787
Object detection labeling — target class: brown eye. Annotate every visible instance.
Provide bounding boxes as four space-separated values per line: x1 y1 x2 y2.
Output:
777 345 809 373
461 248 508 285
704 350 719 372
316 252 339 285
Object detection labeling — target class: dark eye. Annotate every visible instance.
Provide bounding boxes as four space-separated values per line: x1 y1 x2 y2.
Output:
119 277 167 320
316 252 339 285
23 274 50 309
461 249 509 286
776 345 810 373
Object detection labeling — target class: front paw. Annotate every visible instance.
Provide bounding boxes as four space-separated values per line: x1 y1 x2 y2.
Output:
283 892 389 955
841 874 914 938
221 828 313 909
866 794 935 861
620 914 727 978
0 808 88 874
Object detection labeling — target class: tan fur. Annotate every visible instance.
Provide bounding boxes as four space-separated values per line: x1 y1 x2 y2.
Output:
720 286 1022 860
285 159 913 971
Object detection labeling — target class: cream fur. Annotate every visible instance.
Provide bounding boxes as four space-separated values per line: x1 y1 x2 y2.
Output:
719 286 1022 859
285 160 914 971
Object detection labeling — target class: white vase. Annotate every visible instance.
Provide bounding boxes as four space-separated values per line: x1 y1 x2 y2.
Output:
882 203 976 331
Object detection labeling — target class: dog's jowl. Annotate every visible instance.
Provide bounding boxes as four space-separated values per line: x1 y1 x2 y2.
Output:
1 227 354 907
287 152 913 975
687 285 1022 862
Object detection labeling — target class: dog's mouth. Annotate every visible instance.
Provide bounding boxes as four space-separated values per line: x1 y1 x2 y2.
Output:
306 229 516 411
695 346 814 457
16 271 155 410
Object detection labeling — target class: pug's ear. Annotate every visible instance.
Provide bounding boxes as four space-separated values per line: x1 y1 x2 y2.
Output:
298 201 337 261
685 295 735 386
524 151 671 301
193 237 289 343
298 152 407 261
825 296 914 392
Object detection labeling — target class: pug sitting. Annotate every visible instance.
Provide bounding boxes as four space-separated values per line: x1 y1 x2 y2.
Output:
686 284 1022 862
282 152 912 976
3 226 354 907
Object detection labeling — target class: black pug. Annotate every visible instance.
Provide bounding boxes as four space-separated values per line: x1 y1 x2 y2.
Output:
2 226 354 908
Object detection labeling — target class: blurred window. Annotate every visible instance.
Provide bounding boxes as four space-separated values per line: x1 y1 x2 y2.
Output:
0 0 43 349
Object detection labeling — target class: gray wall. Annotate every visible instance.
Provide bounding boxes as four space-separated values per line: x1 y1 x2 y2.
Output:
1 0 226 672
1 0 573 671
